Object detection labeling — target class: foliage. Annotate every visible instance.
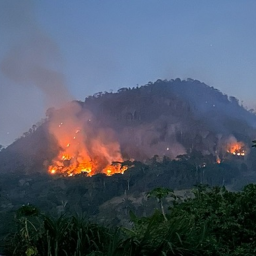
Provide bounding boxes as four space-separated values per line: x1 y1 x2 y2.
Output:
168 184 256 255
5 205 113 256
4 184 256 255
146 187 173 221
1 79 256 254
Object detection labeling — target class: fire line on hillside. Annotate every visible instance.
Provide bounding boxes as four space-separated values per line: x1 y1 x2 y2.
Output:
48 124 128 176
47 103 128 177
46 103 249 176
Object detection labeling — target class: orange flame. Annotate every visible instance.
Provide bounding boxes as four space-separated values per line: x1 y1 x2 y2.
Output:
47 103 128 177
226 141 245 156
48 126 127 176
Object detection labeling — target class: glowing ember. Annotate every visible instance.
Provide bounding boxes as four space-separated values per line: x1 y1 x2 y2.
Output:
216 156 221 164
47 103 128 177
50 169 56 174
226 141 246 156
48 150 127 177
103 164 127 176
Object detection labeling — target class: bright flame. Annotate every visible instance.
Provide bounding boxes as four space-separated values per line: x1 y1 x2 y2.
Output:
103 164 127 176
226 140 246 156
50 169 56 174
47 103 128 177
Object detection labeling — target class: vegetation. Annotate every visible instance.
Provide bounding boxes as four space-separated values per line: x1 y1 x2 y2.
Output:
1 79 256 254
2 184 256 255
1 78 256 176
1 152 256 254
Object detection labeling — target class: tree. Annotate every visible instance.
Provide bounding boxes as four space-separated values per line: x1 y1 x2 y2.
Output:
147 187 173 221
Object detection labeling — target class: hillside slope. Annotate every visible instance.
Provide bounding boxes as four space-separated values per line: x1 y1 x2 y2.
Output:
0 78 256 174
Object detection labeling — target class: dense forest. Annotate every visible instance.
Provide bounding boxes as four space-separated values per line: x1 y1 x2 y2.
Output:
3 184 256 255
1 78 256 255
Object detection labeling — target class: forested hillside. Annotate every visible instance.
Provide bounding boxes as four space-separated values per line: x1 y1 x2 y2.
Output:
1 78 256 174
1 78 256 254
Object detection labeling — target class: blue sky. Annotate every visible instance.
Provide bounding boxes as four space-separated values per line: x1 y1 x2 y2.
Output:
0 0 256 145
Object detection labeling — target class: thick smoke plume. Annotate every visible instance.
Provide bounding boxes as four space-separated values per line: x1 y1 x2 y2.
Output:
0 1 70 106
0 1 70 145
0 0 70 106
0 1 126 172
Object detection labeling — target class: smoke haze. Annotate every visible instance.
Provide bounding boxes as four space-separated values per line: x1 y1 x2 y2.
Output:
0 0 71 146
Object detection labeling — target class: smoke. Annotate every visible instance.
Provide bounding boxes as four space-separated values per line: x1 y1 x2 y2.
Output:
119 122 186 160
0 0 70 145
46 101 187 176
47 102 125 176
214 134 248 161
0 0 70 105
223 135 246 153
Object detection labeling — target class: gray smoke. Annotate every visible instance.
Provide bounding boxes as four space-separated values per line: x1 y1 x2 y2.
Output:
0 0 71 145
0 0 70 106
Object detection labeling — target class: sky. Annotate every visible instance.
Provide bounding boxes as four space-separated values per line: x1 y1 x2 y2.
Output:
0 0 256 146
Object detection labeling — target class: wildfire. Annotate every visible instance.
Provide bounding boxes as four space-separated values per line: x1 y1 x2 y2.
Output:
48 158 127 177
48 128 128 177
47 104 128 177
226 141 246 156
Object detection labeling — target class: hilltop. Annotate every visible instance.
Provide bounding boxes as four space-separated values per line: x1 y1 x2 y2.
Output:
1 78 256 175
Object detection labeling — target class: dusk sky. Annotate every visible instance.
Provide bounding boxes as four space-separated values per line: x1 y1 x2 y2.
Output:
0 0 256 146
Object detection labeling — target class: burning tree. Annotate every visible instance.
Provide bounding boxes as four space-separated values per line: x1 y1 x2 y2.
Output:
47 102 127 177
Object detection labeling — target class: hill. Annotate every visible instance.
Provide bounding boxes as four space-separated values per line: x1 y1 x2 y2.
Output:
1 78 256 244
1 78 256 175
